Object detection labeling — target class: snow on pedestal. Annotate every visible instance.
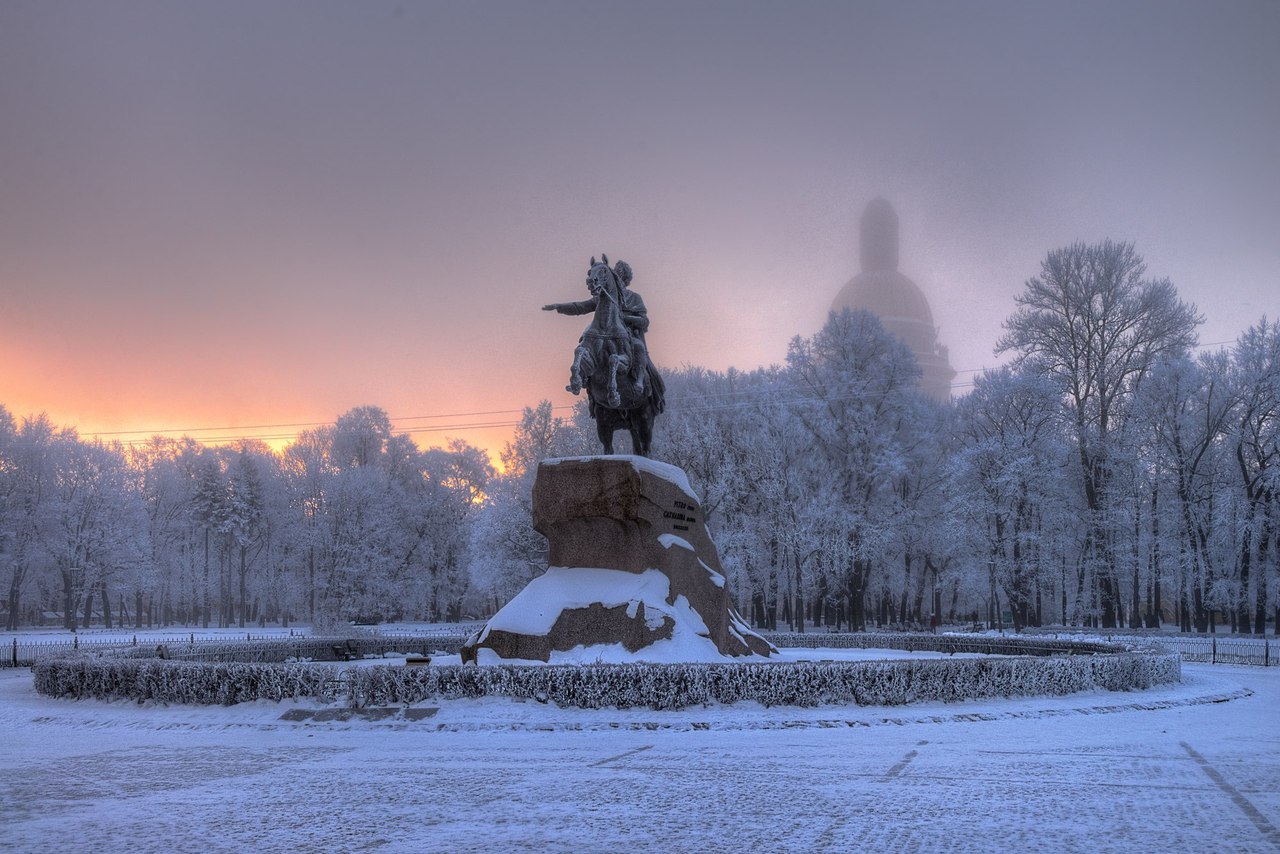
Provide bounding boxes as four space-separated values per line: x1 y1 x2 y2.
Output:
463 456 775 663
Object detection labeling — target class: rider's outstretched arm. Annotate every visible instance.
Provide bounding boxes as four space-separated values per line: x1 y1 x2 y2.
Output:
544 298 597 316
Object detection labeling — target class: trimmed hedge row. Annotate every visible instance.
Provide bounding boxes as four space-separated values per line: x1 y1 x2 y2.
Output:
348 654 1180 709
33 651 1180 710
33 658 342 705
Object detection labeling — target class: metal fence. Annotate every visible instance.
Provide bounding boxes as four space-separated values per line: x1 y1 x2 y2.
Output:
3 629 475 668
7 636 143 666
1153 636 1274 666
6 627 1275 667
1022 630 1277 667
761 631 1122 657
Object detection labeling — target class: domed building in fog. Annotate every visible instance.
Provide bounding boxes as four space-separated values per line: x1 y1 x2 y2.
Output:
831 198 956 401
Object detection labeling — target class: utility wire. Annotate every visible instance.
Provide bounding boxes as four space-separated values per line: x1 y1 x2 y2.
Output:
56 337 1242 447
91 374 983 442
101 385 977 448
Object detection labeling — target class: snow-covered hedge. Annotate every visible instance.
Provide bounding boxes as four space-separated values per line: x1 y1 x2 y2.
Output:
32 658 341 705
33 651 1180 709
358 653 1180 708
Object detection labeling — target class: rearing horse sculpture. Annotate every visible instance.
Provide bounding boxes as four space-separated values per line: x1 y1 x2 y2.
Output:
568 257 640 409
545 256 664 456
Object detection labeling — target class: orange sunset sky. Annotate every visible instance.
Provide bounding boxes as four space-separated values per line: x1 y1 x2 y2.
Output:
3 1 1277 463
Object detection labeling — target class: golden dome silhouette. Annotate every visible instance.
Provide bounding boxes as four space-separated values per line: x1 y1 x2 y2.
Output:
831 198 956 401
832 269 936 350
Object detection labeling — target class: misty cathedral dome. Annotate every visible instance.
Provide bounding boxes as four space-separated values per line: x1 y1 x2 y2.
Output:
831 198 957 401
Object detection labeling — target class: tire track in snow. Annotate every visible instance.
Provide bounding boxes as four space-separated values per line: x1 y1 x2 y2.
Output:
883 740 928 779
590 744 654 767
812 738 932 848
1181 741 1280 849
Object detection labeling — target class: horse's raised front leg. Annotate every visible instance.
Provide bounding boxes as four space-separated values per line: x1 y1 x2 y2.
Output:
568 345 592 395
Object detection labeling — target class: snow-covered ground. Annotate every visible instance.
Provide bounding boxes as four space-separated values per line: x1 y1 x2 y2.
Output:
2 661 1277 852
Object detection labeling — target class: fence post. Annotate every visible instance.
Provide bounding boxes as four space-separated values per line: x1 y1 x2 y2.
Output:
1212 635 1217 664
11 638 16 667
73 635 78 651
1266 638 1270 668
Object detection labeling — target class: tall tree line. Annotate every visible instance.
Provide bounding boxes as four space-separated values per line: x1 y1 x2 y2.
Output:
3 241 1277 634
471 241 1278 635
0 406 490 630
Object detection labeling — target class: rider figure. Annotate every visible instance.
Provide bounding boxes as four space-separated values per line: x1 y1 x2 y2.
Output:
543 259 651 393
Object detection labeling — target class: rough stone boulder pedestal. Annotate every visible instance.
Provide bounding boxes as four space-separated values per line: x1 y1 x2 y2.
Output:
462 456 775 663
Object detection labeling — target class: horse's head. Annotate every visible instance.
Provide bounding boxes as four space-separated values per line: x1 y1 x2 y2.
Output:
586 255 619 300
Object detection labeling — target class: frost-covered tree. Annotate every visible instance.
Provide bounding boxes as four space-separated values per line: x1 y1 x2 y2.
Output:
223 443 271 627
468 402 589 612
277 407 495 625
2 411 57 630
998 240 1201 626
332 406 393 469
885 396 953 629
126 438 190 626
661 367 811 630
281 425 337 623
950 368 1074 629
0 406 14 627
1135 353 1236 631
289 408 407 626
189 451 229 628
787 309 923 631
41 433 147 630
319 464 406 624
415 440 493 620
1228 319 1280 634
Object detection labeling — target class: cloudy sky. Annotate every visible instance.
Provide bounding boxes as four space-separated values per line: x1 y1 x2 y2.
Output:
2 0 1276 458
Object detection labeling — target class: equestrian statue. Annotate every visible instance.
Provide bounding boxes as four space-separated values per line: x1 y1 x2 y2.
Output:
543 255 665 456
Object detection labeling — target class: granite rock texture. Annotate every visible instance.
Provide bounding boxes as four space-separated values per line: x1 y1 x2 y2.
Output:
463 456 774 662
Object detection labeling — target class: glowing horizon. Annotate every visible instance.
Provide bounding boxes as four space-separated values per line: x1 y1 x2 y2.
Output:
3 2 1276 463
0 399 544 467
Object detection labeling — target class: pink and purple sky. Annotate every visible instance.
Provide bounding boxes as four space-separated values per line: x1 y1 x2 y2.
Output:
2 1 1277 460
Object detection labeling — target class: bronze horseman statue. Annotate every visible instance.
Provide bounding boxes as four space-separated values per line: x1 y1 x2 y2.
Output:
543 255 665 456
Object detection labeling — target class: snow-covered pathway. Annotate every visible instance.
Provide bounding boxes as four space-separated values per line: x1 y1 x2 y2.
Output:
2 665 1277 852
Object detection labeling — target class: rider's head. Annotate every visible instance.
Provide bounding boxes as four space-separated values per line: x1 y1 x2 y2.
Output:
614 260 633 287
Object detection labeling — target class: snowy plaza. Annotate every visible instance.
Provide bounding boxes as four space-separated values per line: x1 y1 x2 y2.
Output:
3 660 1278 853
3 3 1279 852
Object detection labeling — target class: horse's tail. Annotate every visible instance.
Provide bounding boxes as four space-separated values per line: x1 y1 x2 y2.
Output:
647 365 666 415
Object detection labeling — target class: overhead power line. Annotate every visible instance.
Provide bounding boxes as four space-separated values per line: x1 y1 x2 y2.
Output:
90 372 987 441
72 337 1242 447
88 406 553 437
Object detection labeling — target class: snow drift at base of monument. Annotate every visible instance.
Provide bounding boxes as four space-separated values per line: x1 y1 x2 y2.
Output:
470 567 761 664
463 456 775 663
